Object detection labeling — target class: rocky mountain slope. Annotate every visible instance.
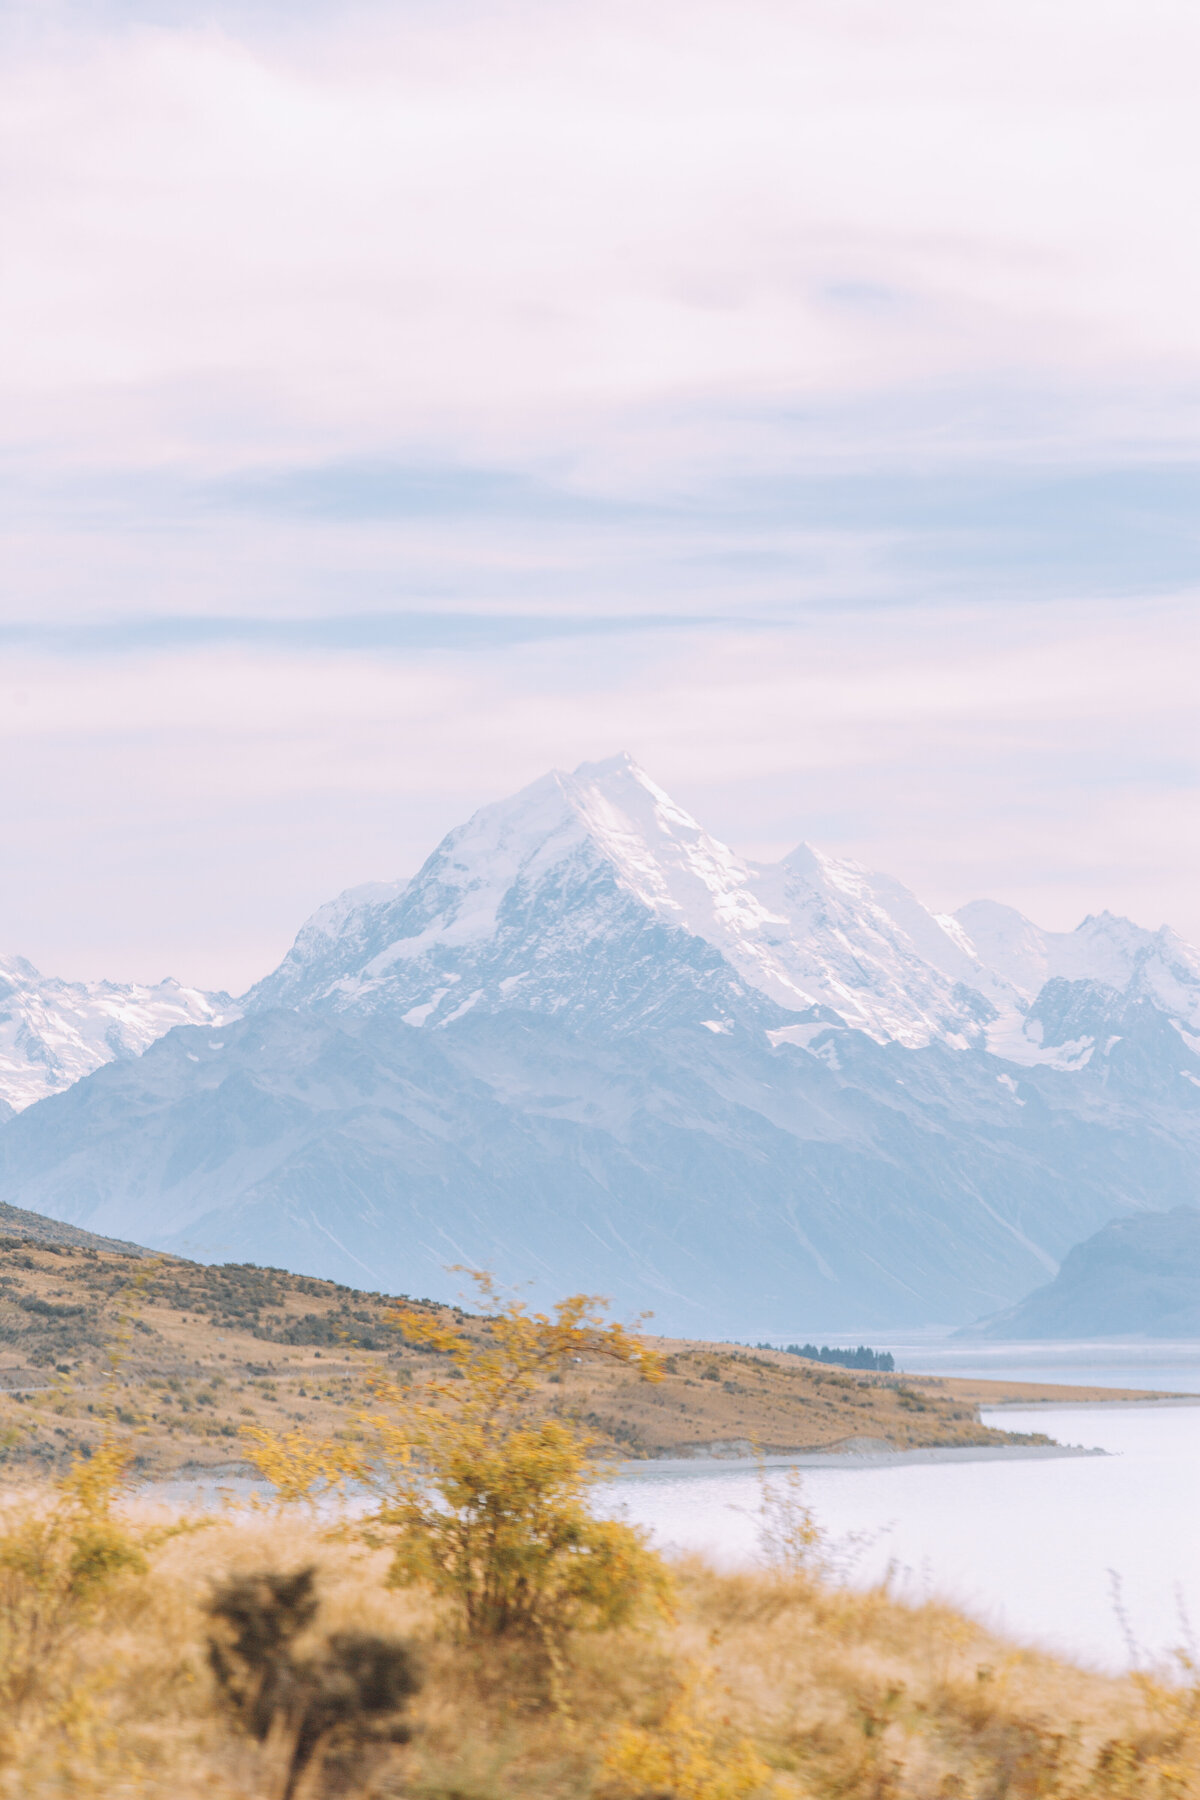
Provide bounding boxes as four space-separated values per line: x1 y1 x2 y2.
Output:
2 756 1199 1333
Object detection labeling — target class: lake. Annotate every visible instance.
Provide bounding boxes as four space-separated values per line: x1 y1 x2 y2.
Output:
863 1330 1200 1395
602 1342 1200 1673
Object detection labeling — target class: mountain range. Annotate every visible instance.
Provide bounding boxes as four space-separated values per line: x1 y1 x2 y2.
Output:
1 754 1198 1334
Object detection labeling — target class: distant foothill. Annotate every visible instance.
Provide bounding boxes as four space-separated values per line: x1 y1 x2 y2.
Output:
963 1206 1200 1339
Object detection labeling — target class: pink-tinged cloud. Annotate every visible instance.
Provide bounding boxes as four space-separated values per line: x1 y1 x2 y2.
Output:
4 0 1200 476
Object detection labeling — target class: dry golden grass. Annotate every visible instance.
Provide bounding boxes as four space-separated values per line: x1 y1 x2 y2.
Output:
0 1482 1197 1799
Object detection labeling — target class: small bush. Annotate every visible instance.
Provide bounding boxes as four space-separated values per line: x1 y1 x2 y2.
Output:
0 1438 148 1736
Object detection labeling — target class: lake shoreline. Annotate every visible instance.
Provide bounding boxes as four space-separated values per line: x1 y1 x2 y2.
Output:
134 1437 1109 1495
981 1394 1200 1410
615 1439 1107 1476
133 1398 1200 1491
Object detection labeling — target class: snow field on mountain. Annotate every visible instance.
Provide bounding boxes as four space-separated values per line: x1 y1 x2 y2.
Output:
0 955 237 1113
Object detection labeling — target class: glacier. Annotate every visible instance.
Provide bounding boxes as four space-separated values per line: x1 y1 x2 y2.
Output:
2 753 1199 1334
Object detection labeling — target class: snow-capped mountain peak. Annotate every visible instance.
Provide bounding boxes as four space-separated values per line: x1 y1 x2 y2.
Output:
749 841 1013 1044
248 754 797 1028
241 755 1200 1057
0 955 238 1114
955 899 1200 1034
547 755 787 947
246 755 1010 1044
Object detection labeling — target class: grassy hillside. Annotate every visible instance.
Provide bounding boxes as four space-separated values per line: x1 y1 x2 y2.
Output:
0 1235 1170 1476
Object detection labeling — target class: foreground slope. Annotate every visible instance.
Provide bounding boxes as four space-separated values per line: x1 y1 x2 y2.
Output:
3 756 1200 1330
5 1484 1197 1799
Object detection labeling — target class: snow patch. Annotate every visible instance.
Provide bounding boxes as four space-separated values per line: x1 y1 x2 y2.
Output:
403 990 448 1027
985 1011 1095 1071
768 1022 840 1051
441 989 484 1024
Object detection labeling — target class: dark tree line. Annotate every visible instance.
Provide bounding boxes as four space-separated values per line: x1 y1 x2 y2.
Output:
755 1340 895 1372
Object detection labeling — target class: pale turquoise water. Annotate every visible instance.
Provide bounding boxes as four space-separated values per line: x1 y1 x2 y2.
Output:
601 1402 1200 1673
884 1332 1200 1394
755 1331 1200 1394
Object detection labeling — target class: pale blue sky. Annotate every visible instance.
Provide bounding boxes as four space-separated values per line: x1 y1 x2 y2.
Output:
2 0 1198 989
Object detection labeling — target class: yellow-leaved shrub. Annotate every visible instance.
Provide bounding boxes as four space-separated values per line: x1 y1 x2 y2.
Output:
244 1271 673 1646
600 1677 778 1800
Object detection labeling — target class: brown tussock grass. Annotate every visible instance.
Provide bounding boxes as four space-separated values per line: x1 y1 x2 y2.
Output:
0 1487 1198 1799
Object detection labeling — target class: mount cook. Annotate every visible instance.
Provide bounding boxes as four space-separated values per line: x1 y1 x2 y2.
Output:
1 755 1197 1334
